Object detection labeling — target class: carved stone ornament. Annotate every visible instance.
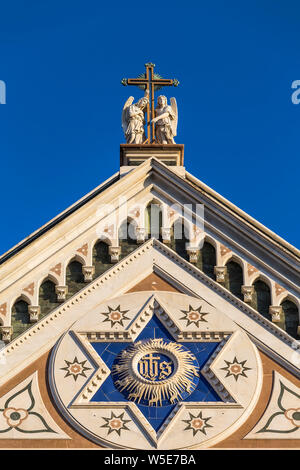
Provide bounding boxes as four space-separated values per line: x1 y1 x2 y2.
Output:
136 228 146 244
0 326 13 344
186 247 199 264
161 227 171 244
82 265 95 283
242 285 254 304
49 291 262 450
55 285 68 302
269 306 283 323
28 306 40 324
109 246 121 263
214 266 227 283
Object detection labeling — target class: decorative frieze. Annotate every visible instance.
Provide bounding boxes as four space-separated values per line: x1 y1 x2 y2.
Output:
242 285 254 304
28 306 40 324
109 246 121 263
186 247 199 264
55 285 68 302
0 326 13 344
82 266 95 283
214 266 227 284
161 227 171 244
269 306 282 323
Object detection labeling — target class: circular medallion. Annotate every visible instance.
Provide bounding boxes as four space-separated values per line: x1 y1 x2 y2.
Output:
49 291 263 450
112 338 199 406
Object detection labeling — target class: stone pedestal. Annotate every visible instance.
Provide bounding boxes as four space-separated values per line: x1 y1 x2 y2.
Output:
120 144 185 177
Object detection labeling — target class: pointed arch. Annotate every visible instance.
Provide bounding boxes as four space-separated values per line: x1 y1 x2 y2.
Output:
170 219 189 261
252 279 271 320
11 297 30 340
66 258 85 298
119 218 138 259
281 299 299 339
145 200 163 240
93 240 112 277
39 278 60 317
225 259 243 300
196 240 216 279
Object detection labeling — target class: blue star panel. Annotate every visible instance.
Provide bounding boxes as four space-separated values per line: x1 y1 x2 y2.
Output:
90 314 222 432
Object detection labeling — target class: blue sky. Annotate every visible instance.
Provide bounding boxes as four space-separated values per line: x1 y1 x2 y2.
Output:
0 0 299 255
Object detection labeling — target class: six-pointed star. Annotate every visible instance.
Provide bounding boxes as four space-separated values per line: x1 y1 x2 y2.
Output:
71 313 232 434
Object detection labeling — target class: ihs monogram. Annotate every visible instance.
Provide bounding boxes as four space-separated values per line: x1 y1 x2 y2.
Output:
100 305 130 327
60 357 92 381
101 412 131 436
180 305 209 327
220 356 252 381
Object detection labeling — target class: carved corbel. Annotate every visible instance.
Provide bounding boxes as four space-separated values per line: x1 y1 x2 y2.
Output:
269 305 282 323
0 326 13 344
82 265 95 283
55 285 68 302
242 285 254 304
136 228 146 244
161 227 171 244
28 306 40 323
186 247 199 264
109 246 121 263
214 266 227 284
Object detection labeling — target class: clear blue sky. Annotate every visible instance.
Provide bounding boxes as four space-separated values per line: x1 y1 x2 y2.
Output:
0 0 299 255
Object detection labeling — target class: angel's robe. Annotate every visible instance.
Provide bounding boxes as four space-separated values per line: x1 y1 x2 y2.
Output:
154 105 176 144
125 104 145 144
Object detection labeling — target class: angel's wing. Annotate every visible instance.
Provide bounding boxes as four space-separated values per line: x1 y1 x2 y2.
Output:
170 97 178 137
122 96 134 134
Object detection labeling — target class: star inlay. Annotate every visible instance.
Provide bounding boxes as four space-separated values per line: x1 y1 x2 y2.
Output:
220 356 252 381
101 411 131 436
180 305 209 327
182 411 213 436
100 305 130 327
60 357 92 382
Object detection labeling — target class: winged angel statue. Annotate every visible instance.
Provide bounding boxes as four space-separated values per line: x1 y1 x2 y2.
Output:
122 91 149 144
151 95 178 144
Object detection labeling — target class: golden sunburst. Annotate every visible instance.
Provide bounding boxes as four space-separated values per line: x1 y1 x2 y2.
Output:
112 339 199 406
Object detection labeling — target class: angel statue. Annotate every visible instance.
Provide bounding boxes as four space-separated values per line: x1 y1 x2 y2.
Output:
151 95 178 144
122 91 149 144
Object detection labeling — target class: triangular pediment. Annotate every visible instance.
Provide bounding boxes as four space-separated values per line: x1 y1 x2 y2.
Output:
0 239 298 389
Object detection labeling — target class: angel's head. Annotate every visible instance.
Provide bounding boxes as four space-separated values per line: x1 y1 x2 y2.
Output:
137 97 149 110
157 95 167 108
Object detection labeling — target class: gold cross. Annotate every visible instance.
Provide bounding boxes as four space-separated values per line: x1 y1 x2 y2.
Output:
121 62 179 143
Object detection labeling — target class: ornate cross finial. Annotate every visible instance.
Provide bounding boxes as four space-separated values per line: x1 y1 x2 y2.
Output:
121 63 179 143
